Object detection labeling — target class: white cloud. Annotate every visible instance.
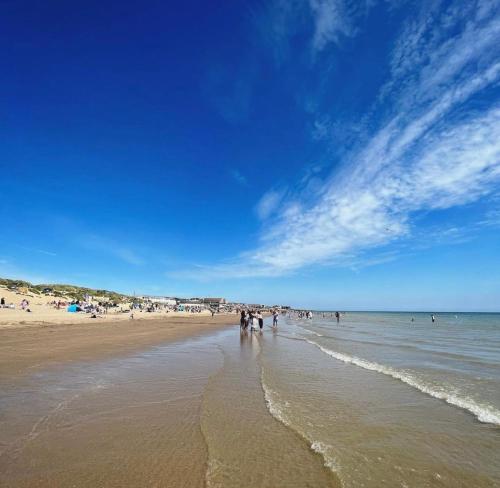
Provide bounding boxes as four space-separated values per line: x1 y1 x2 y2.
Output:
382 0 500 107
309 0 354 52
193 2 500 279
258 0 371 61
311 117 331 140
478 208 500 227
255 189 285 220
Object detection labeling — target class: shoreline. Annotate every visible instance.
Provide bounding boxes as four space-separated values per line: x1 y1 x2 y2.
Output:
0 314 239 379
0 315 340 488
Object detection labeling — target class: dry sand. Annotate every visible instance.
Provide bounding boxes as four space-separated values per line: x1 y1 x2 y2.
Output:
0 285 212 328
0 284 238 379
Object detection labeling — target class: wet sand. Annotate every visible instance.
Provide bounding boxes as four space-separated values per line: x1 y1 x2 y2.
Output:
0 322 340 488
2 314 498 487
0 314 240 379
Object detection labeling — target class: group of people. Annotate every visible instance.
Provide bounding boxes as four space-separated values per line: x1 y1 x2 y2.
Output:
289 310 342 323
240 310 264 331
294 310 314 319
0 297 31 312
239 310 280 332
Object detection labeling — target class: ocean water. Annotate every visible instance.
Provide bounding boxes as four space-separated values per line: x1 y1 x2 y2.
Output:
262 312 500 487
1 313 499 487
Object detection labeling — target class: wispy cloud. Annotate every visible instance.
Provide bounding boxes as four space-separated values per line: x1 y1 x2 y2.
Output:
255 189 285 220
230 169 248 186
36 249 57 257
79 234 145 266
189 1 500 278
254 0 366 63
19 246 57 257
308 0 357 52
478 208 500 228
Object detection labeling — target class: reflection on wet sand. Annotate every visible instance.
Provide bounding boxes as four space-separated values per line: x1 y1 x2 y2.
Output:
0 338 221 487
0 326 339 488
3 314 496 488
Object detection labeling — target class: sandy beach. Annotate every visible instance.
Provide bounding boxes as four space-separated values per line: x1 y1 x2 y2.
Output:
0 281 497 488
0 283 244 379
0 314 340 488
1 312 499 487
0 285 217 329
0 313 240 379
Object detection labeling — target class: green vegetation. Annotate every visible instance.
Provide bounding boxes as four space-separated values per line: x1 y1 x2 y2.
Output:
0 277 131 303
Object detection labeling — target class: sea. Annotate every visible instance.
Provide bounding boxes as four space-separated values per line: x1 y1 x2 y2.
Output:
1 312 499 487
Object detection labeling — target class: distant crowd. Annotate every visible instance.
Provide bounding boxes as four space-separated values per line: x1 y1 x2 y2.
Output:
289 310 342 322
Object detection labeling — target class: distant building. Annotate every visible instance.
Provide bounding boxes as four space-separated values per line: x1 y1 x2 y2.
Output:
202 297 226 305
139 296 177 306
178 298 202 304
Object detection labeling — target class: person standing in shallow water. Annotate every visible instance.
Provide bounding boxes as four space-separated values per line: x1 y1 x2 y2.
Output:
273 311 278 327
257 311 264 331
250 312 258 332
431 314 436 323
335 311 340 323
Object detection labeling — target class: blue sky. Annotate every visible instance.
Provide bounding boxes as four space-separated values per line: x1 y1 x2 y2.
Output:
1 0 500 311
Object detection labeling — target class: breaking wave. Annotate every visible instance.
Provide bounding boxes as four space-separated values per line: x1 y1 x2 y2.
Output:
306 339 500 426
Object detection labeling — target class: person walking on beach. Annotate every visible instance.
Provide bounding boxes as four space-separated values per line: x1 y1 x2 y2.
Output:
240 310 246 330
272 311 278 327
335 311 340 323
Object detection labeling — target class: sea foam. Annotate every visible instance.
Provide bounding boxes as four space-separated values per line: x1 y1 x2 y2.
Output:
306 339 500 426
261 369 342 479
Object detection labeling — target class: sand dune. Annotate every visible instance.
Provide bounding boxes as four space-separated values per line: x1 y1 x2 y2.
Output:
0 285 212 328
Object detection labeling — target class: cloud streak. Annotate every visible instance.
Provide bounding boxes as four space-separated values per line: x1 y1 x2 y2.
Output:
19 246 57 257
79 234 145 266
191 0 500 279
